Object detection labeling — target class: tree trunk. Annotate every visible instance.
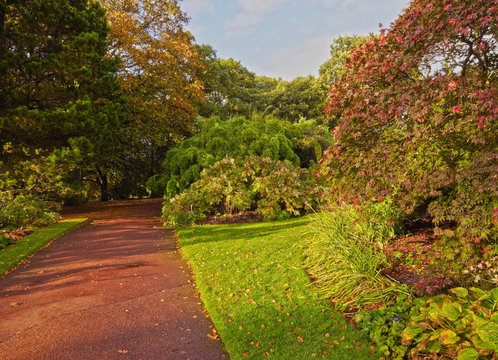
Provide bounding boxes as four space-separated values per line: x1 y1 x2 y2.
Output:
96 166 109 202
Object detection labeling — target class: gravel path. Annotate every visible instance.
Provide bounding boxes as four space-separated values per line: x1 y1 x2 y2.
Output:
0 199 227 360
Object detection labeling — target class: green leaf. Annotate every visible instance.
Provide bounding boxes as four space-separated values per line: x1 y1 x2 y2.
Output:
450 287 469 298
490 288 498 301
443 303 461 321
428 308 442 321
457 348 479 360
470 287 487 299
491 313 498 323
476 320 498 343
401 326 422 344
426 340 441 352
475 341 497 351
439 329 460 345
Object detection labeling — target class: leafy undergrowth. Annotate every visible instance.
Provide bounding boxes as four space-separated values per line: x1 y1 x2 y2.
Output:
177 217 379 359
0 218 88 276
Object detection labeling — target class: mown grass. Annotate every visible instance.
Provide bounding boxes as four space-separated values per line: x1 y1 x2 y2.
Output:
177 217 379 359
0 218 88 275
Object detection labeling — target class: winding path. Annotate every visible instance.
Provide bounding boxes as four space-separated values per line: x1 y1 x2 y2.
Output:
0 199 227 360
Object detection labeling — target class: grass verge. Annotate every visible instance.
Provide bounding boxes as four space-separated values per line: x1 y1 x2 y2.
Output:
0 218 88 276
177 217 379 359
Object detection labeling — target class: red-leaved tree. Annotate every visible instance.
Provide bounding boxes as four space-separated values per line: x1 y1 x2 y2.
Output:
324 0 497 244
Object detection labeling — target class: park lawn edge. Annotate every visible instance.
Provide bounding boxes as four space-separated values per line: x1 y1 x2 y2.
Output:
176 217 379 360
0 217 89 277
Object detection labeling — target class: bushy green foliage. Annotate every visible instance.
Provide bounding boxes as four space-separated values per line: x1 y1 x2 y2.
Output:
150 115 331 198
0 195 60 230
162 157 323 227
304 198 408 311
323 0 497 271
355 295 423 360
401 287 498 360
0 235 13 250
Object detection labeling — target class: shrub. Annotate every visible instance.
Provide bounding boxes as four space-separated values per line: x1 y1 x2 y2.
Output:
0 195 60 230
304 199 409 311
0 234 14 250
401 287 498 360
355 294 424 360
429 227 498 287
162 156 323 226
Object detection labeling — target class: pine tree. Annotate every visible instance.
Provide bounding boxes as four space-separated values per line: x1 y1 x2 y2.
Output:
0 0 128 201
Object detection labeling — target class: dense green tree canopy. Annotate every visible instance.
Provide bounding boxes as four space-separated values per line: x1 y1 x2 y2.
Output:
0 0 127 201
195 44 275 119
195 36 369 124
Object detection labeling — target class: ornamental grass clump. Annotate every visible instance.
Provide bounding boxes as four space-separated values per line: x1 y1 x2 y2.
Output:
304 201 409 311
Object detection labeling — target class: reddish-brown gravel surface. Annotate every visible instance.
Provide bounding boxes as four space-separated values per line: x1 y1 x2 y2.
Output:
0 199 228 360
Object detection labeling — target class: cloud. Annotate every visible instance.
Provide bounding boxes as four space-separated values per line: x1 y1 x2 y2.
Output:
225 0 290 38
249 34 333 80
181 0 214 15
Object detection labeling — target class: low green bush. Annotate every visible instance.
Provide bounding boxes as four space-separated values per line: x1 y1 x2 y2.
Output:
304 198 409 311
401 287 498 360
355 295 424 359
0 195 60 230
0 234 14 250
163 156 323 227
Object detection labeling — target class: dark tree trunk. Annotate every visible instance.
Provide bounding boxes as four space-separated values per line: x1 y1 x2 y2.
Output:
96 166 109 202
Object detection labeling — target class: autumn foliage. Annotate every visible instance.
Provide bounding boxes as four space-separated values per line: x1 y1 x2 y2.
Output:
324 0 497 242
101 0 204 143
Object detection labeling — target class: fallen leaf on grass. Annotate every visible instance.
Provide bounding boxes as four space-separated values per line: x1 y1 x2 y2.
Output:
297 337 304 343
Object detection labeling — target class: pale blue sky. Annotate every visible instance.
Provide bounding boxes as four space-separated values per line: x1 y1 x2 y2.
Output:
180 0 410 80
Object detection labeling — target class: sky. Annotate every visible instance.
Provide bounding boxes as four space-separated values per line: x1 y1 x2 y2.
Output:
180 0 410 81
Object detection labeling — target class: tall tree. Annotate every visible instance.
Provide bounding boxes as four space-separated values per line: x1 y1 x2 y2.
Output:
317 35 369 89
101 0 204 144
98 0 205 198
264 76 324 123
0 0 128 201
195 44 274 119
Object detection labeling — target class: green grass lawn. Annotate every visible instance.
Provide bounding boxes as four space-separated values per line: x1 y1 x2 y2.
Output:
0 218 88 276
177 217 379 360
